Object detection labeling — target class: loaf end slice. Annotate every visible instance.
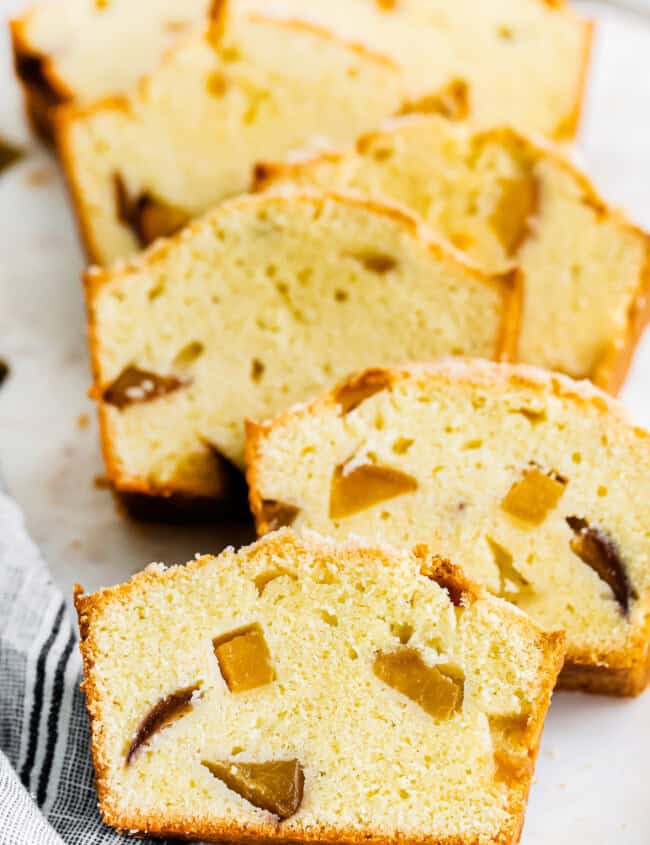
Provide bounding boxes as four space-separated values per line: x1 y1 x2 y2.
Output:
75 529 564 843
55 11 406 264
10 14 72 142
9 0 210 143
246 359 650 696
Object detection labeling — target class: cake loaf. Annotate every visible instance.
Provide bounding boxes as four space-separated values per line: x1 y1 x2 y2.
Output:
240 0 592 139
14 0 592 144
86 191 518 515
255 114 650 392
55 8 406 264
246 359 650 696
75 529 564 843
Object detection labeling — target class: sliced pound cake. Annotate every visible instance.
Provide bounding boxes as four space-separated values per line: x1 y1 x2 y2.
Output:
10 0 209 142
13 0 591 147
55 10 407 265
240 0 592 140
246 360 650 696
74 529 565 843
86 191 519 515
255 115 650 393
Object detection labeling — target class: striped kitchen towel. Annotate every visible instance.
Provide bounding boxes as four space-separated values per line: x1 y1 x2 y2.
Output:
0 489 171 844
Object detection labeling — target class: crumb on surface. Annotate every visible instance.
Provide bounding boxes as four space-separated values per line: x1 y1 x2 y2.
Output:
25 166 53 187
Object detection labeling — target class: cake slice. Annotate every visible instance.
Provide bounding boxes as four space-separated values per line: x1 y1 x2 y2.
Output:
240 0 592 140
246 359 650 696
255 114 650 393
55 9 407 265
86 191 518 515
12 0 591 147
10 0 210 142
15 0 591 146
74 529 565 843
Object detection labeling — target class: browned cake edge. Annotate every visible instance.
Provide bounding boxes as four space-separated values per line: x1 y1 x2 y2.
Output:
9 16 73 143
54 95 131 265
74 529 565 844
551 12 594 142
245 360 650 696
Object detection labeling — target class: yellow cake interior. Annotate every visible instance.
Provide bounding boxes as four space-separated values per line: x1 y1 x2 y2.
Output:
77 530 563 840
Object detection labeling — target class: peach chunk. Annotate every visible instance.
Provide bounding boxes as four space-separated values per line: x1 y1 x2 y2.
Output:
136 195 190 245
334 370 393 414
203 758 304 819
329 463 417 519
501 467 566 525
373 649 463 720
214 623 275 692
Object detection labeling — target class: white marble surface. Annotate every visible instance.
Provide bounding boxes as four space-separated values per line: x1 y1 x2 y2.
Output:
0 1 649 842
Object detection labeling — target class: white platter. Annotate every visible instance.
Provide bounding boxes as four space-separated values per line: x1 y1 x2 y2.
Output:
0 1 648 842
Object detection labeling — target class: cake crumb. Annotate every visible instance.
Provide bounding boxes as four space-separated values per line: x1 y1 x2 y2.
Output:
25 166 53 187
77 413 91 429
93 475 111 489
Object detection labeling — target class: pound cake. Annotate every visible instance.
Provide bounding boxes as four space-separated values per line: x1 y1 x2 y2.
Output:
86 191 519 514
10 0 209 142
240 0 592 140
16 0 591 145
55 8 407 265
74 529 565 843
255 115 650 393
246 360 650 696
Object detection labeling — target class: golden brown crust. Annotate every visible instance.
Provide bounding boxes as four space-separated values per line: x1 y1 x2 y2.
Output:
245 418 279 536
497 269 523 363
9 16 73 144
75 530 564 844
84 269 243 516
91 814 524 845
413 548 481 607
558 608 650 696
54 97 132 264
590 242 650 394
74 582 118 825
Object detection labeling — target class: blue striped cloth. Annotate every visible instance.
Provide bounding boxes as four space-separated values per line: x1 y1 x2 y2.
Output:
0 490 174 844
